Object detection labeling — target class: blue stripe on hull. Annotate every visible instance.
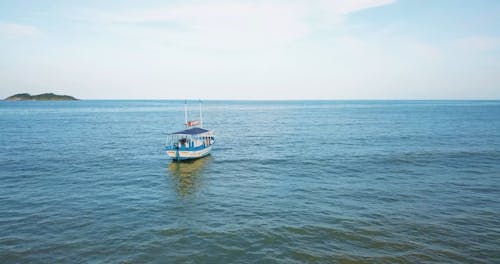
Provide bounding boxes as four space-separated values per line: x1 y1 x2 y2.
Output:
166 145 213 161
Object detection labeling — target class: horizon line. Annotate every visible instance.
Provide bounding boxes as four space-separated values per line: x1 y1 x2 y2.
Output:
4 98 500 101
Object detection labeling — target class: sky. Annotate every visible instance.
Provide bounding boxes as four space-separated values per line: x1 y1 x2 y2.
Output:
0 0 499 100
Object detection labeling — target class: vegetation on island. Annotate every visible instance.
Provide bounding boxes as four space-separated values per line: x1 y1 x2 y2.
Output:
4 93 78 101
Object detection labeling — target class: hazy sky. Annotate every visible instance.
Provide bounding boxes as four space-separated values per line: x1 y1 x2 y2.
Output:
1 0 499 99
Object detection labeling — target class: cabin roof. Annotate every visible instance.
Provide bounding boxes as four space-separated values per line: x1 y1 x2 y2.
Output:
171 127 211 135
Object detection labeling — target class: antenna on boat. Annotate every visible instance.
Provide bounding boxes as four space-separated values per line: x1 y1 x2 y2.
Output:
184 99 188 128
199 99 203 128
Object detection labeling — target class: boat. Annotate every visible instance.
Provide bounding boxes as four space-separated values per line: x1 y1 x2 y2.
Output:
165 101 215 161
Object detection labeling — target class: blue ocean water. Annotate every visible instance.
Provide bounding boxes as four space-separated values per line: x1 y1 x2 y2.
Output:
0 100 499 263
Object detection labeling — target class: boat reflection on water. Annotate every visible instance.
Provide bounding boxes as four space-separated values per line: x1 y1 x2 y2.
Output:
167 156 212 197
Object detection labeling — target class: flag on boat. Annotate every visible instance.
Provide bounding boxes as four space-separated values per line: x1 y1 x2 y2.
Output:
187 120 200 127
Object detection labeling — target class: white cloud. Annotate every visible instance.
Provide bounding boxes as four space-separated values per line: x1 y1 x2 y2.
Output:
0 23 41 38
454 36 500 53
317 0 397 14
75 0 396 50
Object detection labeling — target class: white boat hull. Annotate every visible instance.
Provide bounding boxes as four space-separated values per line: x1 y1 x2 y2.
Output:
166 146 213 161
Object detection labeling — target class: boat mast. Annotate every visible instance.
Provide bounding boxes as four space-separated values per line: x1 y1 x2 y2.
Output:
184 100 188 128
199 100 203 128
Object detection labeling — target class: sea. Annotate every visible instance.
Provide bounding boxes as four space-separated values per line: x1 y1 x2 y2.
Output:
0 100 499 263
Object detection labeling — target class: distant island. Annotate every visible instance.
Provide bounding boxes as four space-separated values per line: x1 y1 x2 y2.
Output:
4 93 78 101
